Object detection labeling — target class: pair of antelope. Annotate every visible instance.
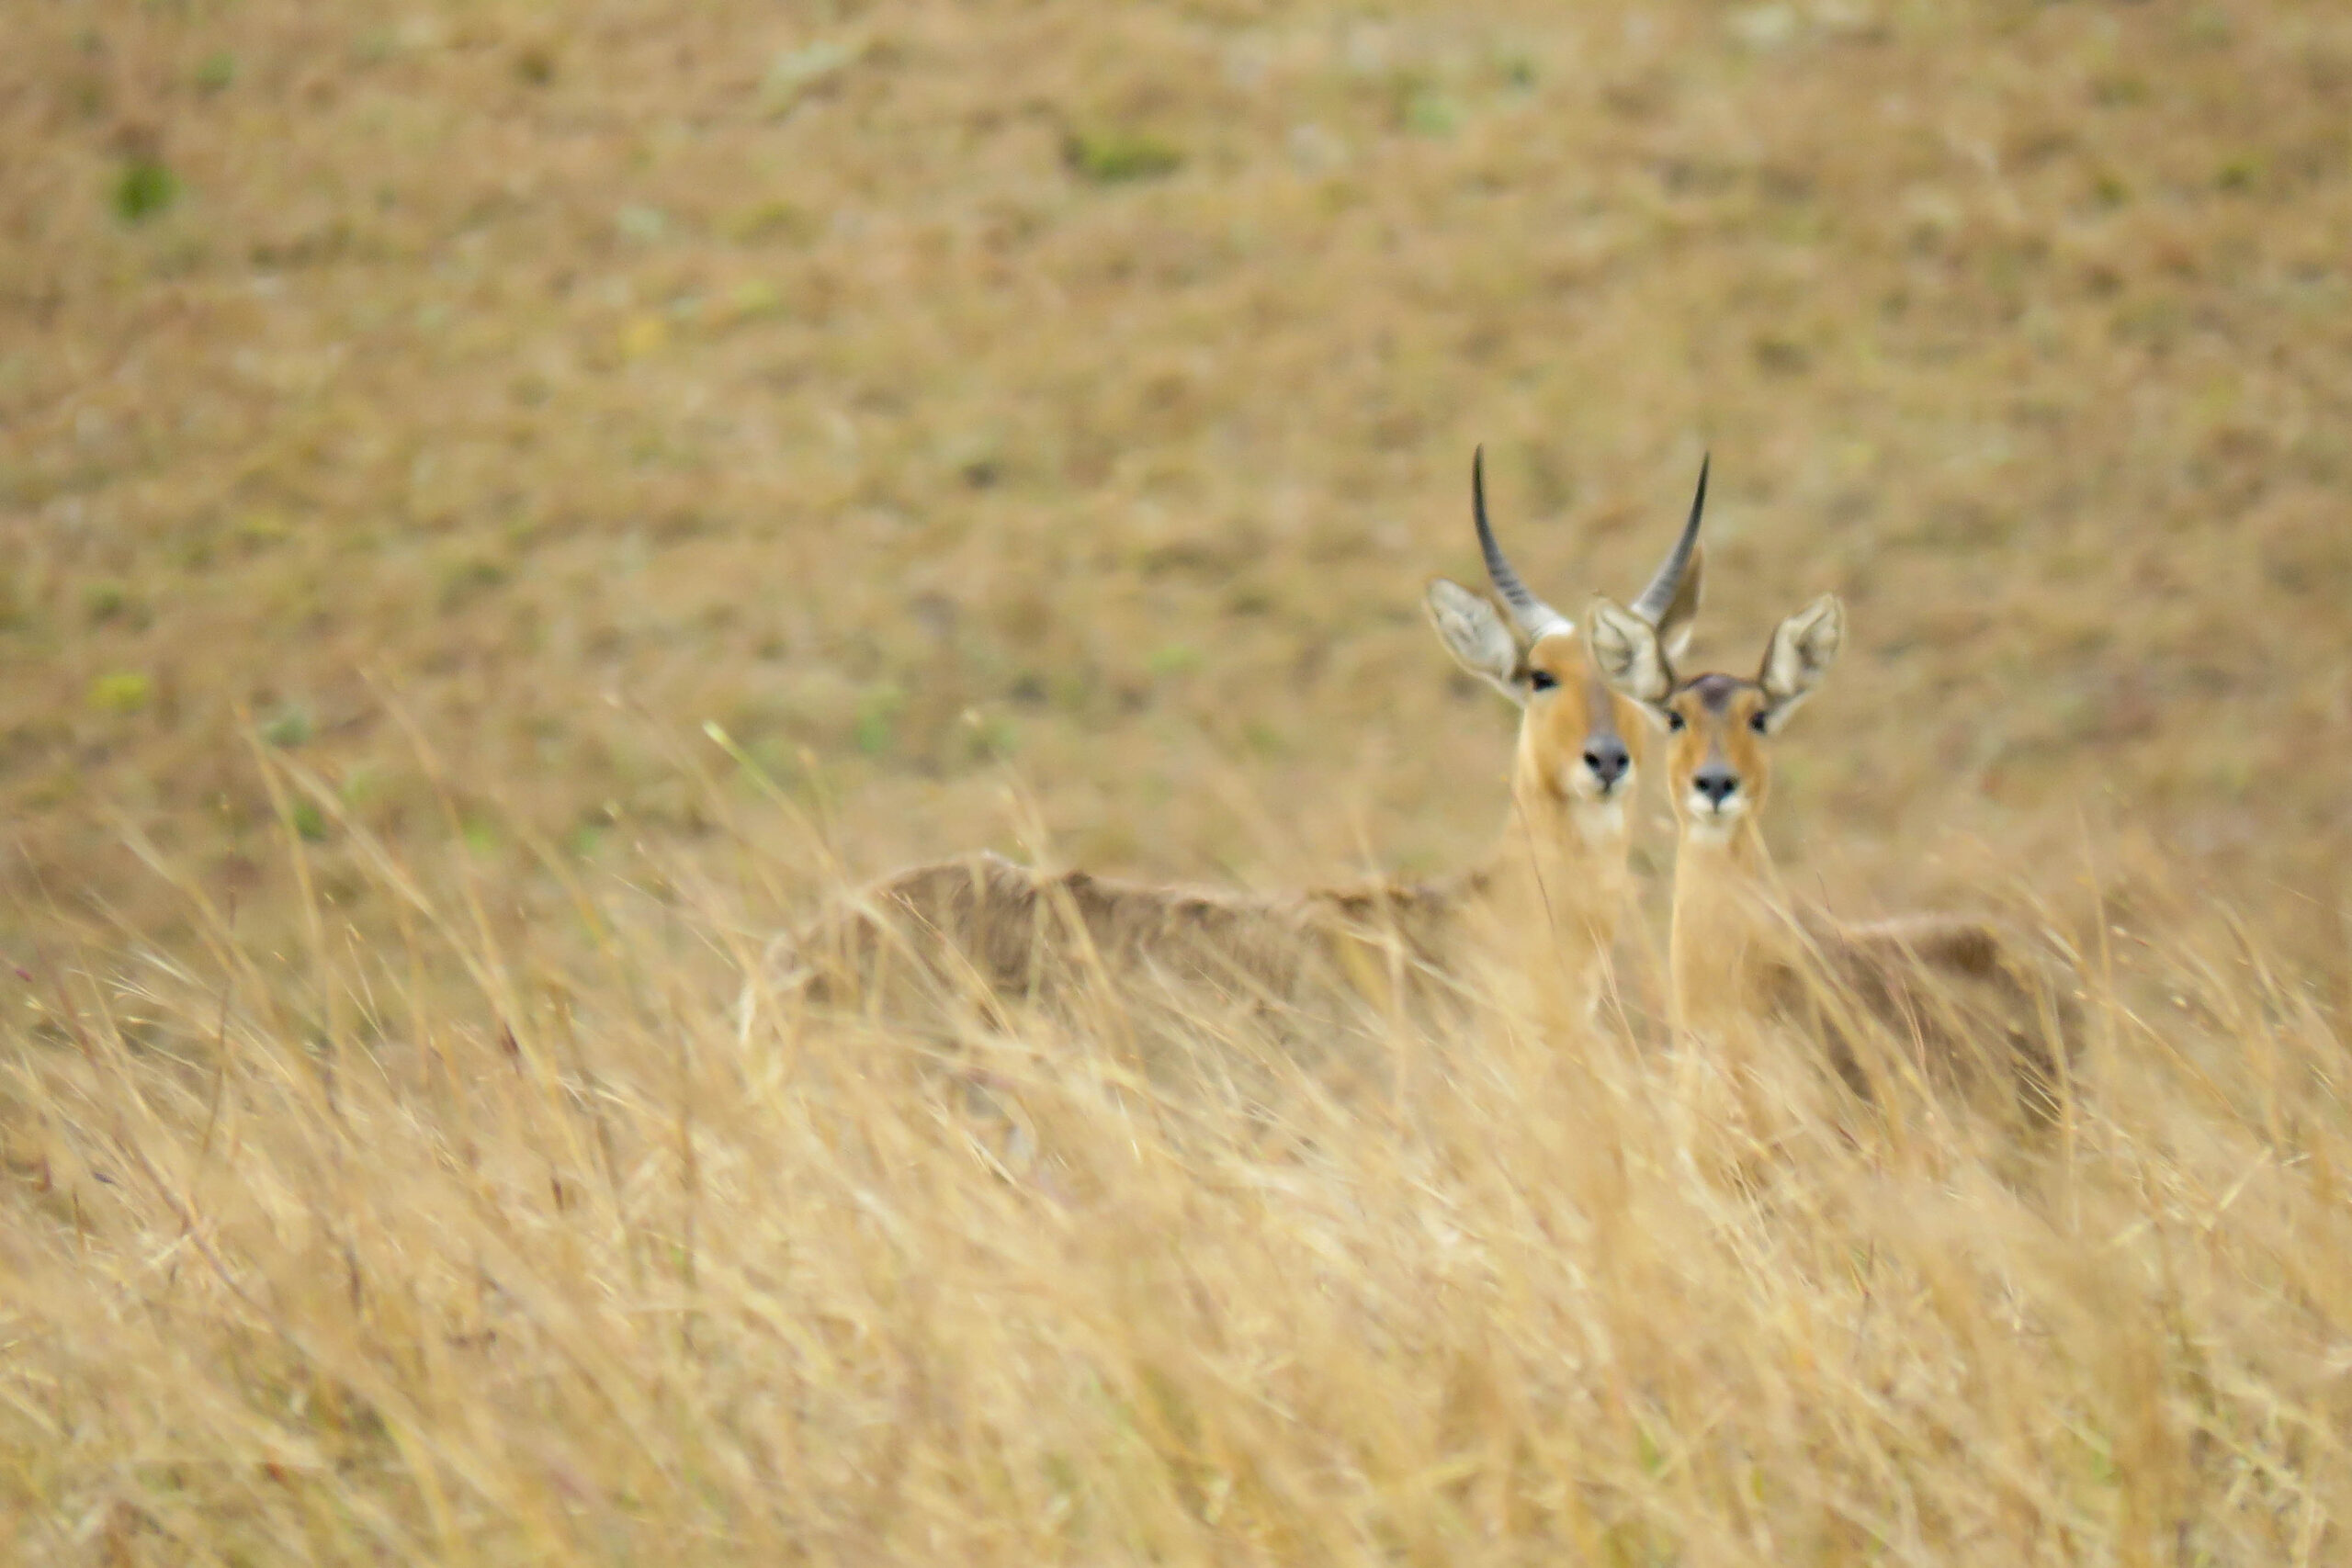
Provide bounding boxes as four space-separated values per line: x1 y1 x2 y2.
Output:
747 451 2075 1112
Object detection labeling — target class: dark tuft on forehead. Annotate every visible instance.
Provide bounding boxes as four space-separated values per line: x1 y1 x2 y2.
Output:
1683 672 1754 713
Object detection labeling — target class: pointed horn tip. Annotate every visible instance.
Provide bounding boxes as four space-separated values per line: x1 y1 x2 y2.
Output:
1466 452 1564 636
1627 457 1710 625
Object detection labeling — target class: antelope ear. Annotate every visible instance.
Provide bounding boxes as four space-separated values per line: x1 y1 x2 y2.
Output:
1425 578 1526 705
1583 595 1675 721
1757 592 1844 730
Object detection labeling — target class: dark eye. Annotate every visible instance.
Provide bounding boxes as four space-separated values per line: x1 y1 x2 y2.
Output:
1749 711 1770 734
1666 711 1686 732
1528 670 1559 693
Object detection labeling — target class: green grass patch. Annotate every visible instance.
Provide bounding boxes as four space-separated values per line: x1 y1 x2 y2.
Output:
89 671 152 714
83 581 130 624
1147 643 1203 679
113 160 179 223
438 557 511 613
854 684 906 755
1066 129 1182 185
1400 87 1461 137
260 706 314 749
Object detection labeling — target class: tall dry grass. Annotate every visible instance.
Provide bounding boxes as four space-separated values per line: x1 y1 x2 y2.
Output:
9 1 2352 1560
5 755 2349 1565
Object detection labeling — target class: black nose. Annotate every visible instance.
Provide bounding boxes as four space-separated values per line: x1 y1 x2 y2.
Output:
1692 766 1739 807
1582 739 1630 789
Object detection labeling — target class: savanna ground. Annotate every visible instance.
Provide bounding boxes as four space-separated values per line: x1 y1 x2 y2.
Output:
5 0 2352 1561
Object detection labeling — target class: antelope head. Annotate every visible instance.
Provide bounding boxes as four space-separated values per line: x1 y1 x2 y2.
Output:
1425 449 1708 822
1583 589 1845 844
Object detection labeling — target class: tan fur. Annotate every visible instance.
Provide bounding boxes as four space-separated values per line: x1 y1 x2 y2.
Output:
764 850 1465 1026
1591 596 2082 1121
745 678 1644 1050
741 458 1713 1054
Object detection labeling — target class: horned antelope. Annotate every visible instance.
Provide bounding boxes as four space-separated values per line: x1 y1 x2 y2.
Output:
1582 591 2080 1119
737 449 1710 1052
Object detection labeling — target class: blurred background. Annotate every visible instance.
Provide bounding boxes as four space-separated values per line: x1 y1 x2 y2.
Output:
4 0 2348 965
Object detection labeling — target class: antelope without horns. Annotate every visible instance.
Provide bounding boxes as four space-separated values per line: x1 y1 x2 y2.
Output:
738 450 1711 1044
1583 589 2083 1120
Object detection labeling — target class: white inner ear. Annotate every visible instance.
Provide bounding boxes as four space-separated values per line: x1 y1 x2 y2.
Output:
1583 599 1672 705
1758 595 1844 712
1425 580 1526 705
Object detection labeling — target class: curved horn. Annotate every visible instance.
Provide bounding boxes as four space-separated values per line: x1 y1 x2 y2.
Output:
1630 451 1708 626
1472 446 1569 640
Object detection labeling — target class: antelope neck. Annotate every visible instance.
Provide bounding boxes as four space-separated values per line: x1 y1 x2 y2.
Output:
1668 814 1779 1031
1676 813 1770 875
1472 764 1632 936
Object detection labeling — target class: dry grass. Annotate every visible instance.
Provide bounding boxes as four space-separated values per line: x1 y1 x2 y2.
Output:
7 795 2352 1563
6 0 2352 1560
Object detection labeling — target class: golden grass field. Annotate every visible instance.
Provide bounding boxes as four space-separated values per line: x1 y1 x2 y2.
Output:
6 0 2352 1560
